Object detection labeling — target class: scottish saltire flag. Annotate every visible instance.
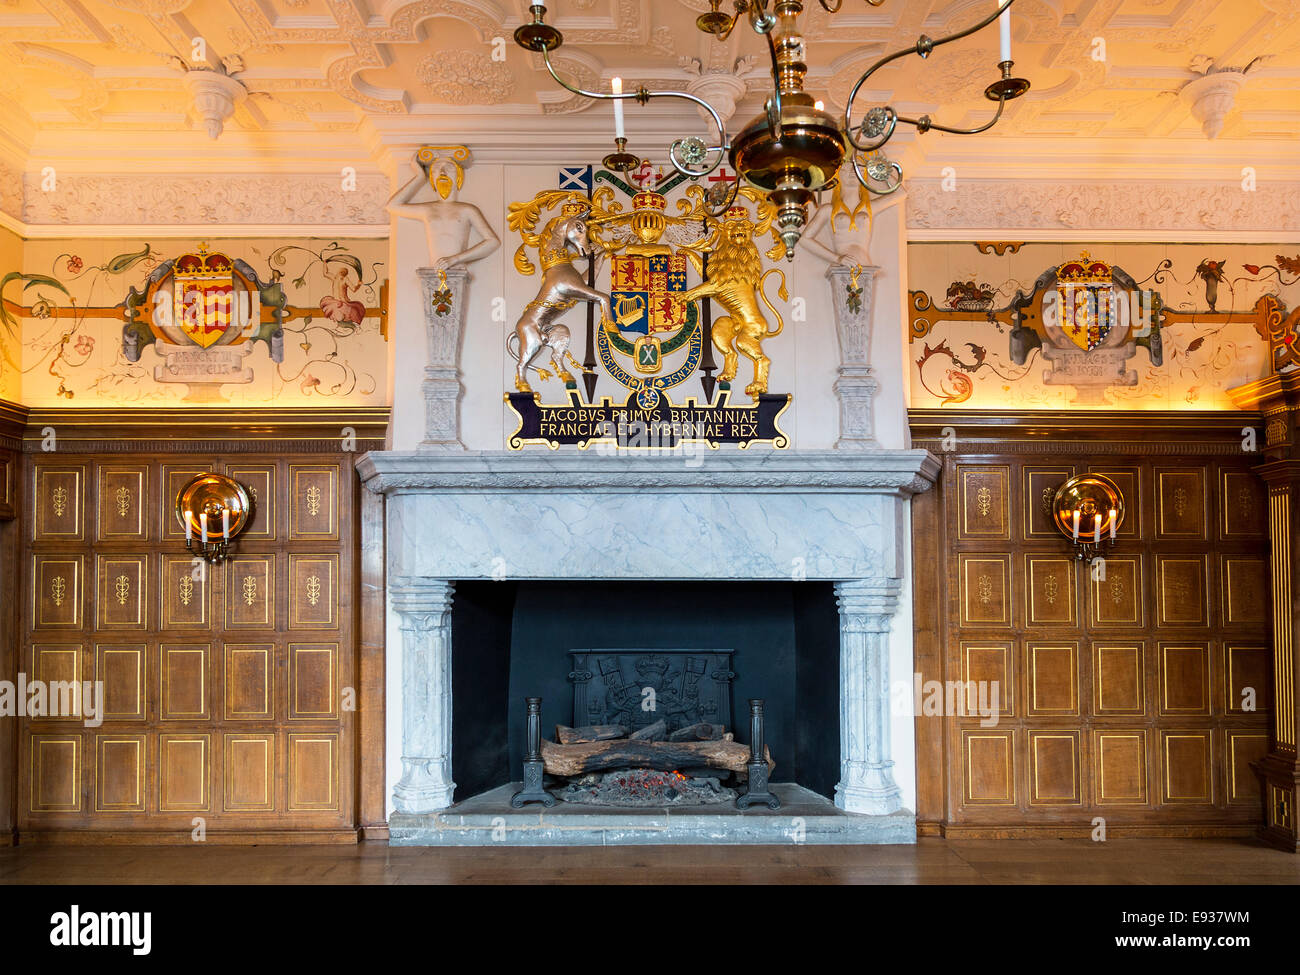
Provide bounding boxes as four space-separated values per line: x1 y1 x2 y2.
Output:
559 165 593 192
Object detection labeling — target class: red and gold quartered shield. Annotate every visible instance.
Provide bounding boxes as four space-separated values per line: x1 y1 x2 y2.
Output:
173 246 236 349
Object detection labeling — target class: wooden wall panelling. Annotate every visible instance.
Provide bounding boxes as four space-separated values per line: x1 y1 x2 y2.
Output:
1 404 25 842
910 410 1271 838
911 460 947 833
14 408 386 844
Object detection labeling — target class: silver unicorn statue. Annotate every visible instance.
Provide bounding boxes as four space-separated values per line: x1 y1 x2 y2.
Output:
509 201 615 393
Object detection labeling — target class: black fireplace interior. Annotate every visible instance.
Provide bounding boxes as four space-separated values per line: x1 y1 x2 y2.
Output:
450 580 840 802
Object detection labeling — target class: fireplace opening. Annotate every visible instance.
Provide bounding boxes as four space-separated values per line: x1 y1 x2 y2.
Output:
450 580 840 806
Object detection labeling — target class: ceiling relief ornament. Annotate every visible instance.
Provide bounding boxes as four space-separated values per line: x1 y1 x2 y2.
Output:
680 55 762 128
180 67 249 139
19 173 390 226
1178 57 1266 139
906 178 1300 235
504 172 791 450
416 49 515 104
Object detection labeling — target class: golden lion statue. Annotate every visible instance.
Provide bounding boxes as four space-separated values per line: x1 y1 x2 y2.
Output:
679 201 788 396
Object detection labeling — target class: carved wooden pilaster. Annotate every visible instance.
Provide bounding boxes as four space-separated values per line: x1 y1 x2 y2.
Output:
416 267 469 452
390 577 456 813
826 264 880 449
1229 374 1300 850
834 578 903 814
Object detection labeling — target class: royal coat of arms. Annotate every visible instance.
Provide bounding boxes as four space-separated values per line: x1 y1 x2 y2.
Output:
503 174 791 447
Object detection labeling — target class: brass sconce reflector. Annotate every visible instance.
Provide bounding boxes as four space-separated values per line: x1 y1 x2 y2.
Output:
175 473 253 562
1051 473 1125 555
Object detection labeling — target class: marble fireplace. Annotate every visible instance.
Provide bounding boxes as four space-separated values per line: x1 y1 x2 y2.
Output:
358 449 938 844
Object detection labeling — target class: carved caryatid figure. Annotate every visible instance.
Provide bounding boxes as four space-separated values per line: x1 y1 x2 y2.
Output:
800 162 873 268
386 145 500 270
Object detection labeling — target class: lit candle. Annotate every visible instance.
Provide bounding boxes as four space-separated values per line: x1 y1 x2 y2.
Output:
1093 513 1101 546
1072 509 1080 541
200 511 208 541
185 510 193 543
1109 509 1117 541
611 76 625 140
996 0 1011 63
223 507 230 542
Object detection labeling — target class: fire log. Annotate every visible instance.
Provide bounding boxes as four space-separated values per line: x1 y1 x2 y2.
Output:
629 720 667 741
668 722 725 742
555 724 628 744
541 738 774 776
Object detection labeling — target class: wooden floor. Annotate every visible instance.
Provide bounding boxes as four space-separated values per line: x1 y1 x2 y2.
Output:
1 837 1298 884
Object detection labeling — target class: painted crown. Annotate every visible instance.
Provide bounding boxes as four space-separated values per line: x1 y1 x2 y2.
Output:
561 201 589 217
1057 252 1111 285
173 243 233 278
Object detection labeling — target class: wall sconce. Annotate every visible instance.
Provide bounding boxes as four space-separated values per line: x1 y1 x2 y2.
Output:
1051 474 1125 561
175 473 253 563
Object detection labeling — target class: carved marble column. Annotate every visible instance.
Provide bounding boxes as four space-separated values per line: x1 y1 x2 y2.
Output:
834 578 903 815
390 577 456 813
416 267 469 451
826 264 880 449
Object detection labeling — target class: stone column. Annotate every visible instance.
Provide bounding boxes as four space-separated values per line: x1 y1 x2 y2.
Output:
1229 375 1300 850
390 577 456 813
416 267 469 451
834 578 903 814
826 264 880 449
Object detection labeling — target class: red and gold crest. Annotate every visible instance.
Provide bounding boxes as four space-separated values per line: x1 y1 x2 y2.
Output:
172 244 236 348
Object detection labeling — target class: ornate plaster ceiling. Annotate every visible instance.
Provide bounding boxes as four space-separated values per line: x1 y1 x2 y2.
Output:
0 0 1297 174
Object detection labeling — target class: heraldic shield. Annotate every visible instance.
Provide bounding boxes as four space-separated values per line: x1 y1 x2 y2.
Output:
173 245 237 349
1054 254 1117 353
610 253 689 335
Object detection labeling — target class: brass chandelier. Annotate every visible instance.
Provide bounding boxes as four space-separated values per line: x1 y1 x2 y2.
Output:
515 0 1029 259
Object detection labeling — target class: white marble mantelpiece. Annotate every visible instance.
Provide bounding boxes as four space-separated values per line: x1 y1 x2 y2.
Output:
359 449 938 830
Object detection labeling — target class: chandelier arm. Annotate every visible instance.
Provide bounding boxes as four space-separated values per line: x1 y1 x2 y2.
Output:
849 151 903 196
540 46 732 176
895 94 1008 137
843 0 1018 152
668 140 729 181
851 106 899 153
818 0 843 12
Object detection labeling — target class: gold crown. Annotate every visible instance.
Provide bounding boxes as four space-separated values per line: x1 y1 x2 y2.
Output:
724 204 750 221
1057 251 1111 285
561 201 589 217
632 191 666 212
173 242 233 279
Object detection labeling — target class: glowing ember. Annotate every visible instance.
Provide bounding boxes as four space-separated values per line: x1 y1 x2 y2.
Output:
556 768 737 807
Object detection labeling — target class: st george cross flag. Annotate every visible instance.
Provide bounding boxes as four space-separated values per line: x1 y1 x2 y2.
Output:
558 165 593 193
